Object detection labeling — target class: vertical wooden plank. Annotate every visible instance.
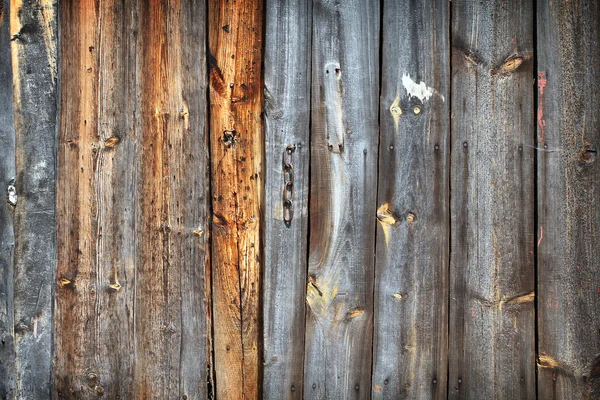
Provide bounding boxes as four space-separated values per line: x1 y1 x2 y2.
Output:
263 0 311 398
371 1 449 399
0 0 16 397
55 1 211 398
136 1 211 398
208 0 264 398
449 1 536 398
537 1 600 397
10 0 58 398
54 0 116 398
303 0 380 398
54 0 146 397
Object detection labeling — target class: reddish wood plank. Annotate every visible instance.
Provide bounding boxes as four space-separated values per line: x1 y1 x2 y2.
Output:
208 0 264 398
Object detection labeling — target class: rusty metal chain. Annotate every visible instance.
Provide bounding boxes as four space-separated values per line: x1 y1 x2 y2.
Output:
283 145 296 226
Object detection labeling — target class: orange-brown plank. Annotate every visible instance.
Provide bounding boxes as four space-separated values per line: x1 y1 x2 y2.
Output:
55 1 105 397
208 0 264 398
55 1 211 398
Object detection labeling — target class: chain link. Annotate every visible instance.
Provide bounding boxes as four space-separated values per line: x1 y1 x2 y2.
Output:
283 145 296 225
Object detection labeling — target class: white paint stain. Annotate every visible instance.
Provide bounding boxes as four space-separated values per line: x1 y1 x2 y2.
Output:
402 74 444 103
7 184 17 206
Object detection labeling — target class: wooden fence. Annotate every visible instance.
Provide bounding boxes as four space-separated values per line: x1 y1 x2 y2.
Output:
0 0 599 399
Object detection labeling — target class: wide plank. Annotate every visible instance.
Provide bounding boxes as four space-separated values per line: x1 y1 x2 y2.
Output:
371 1 449 398
55 1 137 397
55 1 211 398
263 0 311 398
304 0 380 398
449 1 536 398
536 0 600 397
208 0 264 398
135 1 211 398
10 1 58 398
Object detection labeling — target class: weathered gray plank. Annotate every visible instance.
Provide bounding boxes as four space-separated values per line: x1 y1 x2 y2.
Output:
449 1 536 398
10 1 58 398
371 1 449 398
263 0 311 398
303 0 380 398
0 0 16 397
536 0 600 397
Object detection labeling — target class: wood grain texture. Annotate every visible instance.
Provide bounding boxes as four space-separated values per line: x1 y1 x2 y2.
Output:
10 0 58 398
449 1 536 399
536 1 600 398
208 0 264 398
55 2 136 397
371 1 449 399
0 0 16 397
303 0 380 398
136 1 211 398
262 0 311 398
55 1 211 398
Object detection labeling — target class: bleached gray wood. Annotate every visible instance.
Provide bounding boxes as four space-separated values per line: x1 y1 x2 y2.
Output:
10 1 58 399
0 1 16 397
263 0 312 398
536 0 600 397
371 1 449 398
449 1 536 399
303 0 380 398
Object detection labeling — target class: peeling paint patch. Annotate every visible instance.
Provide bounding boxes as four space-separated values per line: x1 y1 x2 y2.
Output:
7 182 17 205
376 203 396 247
402 73 444 103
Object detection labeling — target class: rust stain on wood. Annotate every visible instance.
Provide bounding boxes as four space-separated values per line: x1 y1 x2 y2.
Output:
209 0 263 398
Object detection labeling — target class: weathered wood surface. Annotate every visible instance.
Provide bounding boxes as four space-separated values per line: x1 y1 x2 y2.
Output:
449 1 536 399
55 1 211 398
303 0 380 398
10 1 58 399
372 1 449 398
263 0 311 398
208 0 264 398
136 2 211 398
0 0 16 397
536 1 600 398
55 2 135 397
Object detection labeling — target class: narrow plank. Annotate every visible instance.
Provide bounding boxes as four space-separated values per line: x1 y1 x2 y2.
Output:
0 0 16 397
303 0 380 398
135 1 211 398
208 0 264 398
371 1 449 398
55 1 211 398
262 0 311 398
536 0 600 397
449 1 536 398
10 0 58 398
54 1 137 397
